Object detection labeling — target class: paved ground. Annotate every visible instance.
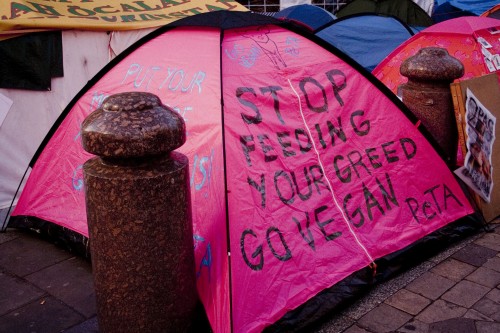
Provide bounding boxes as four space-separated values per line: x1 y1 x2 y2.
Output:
0 220 499 333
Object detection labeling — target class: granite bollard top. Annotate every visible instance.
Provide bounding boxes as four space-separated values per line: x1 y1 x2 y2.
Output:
400 47 464 83
81 91 185 158
398 47 464 166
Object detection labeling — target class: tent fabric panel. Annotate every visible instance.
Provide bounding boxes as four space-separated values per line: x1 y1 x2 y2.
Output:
432 2 476 24
373 18 500 95
316 15 413 72
425 16 500 34
222 25 374 333
12 27 231 333
449 0 500 16
274 4 336 31
221 24 472 333
336 0 434 27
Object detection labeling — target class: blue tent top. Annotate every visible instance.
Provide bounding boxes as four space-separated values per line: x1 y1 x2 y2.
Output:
315 14 414 72
274 4 336 31
432 1 476 23
435 0 500 16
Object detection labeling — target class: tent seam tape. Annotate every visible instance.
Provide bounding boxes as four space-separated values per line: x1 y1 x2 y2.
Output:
287 78 375 264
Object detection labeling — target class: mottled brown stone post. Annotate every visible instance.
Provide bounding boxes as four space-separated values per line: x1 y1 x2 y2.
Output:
399 47 464 167
81 92 198 333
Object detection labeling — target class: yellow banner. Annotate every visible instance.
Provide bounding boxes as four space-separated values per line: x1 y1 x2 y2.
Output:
0 0 248 35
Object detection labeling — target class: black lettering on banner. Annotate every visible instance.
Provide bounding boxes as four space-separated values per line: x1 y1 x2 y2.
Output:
240 135 255 166
295 128 312 153
291 167 313 201
248 174 266 208
292 213 316 251
326 118 347 146
241 229 264 271
350 110 370 136
314 124 327 149
400 138 417 159
363 182 384 221
274 170 295 205
382 141 399 163
348 150 371 178
366 148 382 169
299 77 328 113
266 227 292 261
236 87 261 124
422 201 435 220
343 193 364 227
405 183 464 224
315 205 341 241
277 131 296 157
309 165 330 194
343 173 397 227
424 185 441 214
257 134 278 163
405 197 419 223
377 173 399 209
334 155 352 184
260 86 285 125
443 183 463 210
325 69 347 107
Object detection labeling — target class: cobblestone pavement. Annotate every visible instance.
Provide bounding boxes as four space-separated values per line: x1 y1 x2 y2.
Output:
0 221 499 333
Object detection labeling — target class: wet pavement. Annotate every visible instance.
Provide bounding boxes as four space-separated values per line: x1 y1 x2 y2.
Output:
0 220 499 333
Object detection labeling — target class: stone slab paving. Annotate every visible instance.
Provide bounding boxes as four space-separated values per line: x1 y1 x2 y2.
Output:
1 221 500 333
317 221 500 333
430 258 477 282
405 272 456 300
0 230 93 332
441 280 490 308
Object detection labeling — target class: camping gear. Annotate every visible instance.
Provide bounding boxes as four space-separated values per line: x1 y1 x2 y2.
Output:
9 10 474 333
315 13 415 72
373 16 500 95
82 92 197 333
335 0 434 28
274 4 336 31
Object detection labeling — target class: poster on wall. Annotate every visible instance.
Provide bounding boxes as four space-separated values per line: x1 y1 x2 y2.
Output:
455 89 496 202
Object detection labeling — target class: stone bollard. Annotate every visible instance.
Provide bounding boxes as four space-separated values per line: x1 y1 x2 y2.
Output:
399 47 464 167
81 92 198 333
